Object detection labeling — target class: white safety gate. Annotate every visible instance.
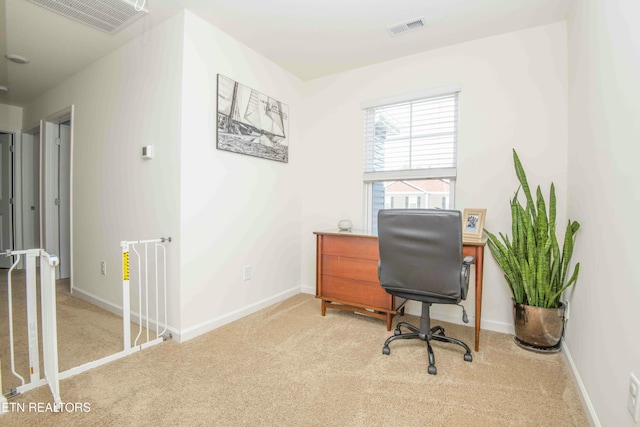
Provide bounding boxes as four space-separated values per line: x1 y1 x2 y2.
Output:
1 237 171 412
121 237 172 352
56 237 172 380
1 249 61 412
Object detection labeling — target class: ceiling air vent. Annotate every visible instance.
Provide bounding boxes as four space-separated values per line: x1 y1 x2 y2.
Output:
26 0 148 34
387 17 426 37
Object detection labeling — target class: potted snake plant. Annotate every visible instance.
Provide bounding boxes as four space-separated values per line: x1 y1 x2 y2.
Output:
484 149 580 352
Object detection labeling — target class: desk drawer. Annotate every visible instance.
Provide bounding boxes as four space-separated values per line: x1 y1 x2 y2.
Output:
322 235 379 260
321 275 390 309
322 255 379 282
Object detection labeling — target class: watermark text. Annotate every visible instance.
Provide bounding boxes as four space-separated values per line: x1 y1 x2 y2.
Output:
2 401 91 413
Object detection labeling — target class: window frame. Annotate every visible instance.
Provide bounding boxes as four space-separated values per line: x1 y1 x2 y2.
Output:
362 85 460 233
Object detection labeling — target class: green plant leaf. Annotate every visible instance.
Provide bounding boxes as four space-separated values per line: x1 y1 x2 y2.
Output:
485 149 580 308
513 149 536 224
560 220 580 286
550 263 580 306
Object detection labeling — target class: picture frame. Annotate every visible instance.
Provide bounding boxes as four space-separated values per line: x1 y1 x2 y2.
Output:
462 208 487 242
216 74 289 163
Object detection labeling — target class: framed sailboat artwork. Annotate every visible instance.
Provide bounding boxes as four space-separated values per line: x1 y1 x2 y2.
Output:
216 74 290 163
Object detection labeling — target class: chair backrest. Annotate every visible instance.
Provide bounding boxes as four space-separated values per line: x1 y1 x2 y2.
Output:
378 209 464 303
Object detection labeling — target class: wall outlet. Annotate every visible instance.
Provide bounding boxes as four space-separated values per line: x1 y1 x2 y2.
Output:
629 373 640 422
100 260 106 276
242 265 252 281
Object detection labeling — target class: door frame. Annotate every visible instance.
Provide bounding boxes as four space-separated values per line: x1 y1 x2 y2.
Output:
0 131 16 268
42 105 74 290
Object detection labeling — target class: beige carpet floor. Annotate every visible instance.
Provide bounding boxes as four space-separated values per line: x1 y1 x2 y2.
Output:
1 290 589 426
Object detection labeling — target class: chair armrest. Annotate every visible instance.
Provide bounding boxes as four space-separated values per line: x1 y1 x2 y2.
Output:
460 256 475 300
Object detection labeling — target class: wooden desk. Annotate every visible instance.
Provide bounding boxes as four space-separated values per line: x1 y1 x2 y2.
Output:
314 231 406 331
314 230 486 352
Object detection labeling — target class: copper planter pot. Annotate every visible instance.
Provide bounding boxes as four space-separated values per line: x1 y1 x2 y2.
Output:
513 301 565 352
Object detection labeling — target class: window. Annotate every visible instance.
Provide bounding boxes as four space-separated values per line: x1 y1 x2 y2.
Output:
362 86 459 233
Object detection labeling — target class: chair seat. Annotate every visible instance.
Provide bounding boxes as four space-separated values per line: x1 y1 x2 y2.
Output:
383 287 459 305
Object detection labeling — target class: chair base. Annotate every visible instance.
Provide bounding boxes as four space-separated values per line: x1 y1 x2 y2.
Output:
382 304 472 375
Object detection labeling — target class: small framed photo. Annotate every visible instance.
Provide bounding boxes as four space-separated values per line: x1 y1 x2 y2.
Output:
462 208 487 242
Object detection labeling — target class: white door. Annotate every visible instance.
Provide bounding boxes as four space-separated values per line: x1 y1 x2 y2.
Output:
0 133 14 267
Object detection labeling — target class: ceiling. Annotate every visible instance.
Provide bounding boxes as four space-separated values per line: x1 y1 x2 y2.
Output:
0 0 573 108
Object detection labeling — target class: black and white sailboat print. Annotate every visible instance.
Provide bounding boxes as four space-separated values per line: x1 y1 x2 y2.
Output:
217 75 289 163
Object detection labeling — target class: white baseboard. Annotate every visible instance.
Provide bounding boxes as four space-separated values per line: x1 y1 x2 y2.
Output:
404 300 514 334
562 341 601 427
178 286 301 343
300 284 315 295
72 283 515 345
72 287 122 316
71 287 180 341
72 285 304 344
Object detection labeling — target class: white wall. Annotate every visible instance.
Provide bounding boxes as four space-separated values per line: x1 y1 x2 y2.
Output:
299 22 569 332
22 13 185 330
566 0 640 425
178 11 304 338
18 9 305 341
0 103 23 130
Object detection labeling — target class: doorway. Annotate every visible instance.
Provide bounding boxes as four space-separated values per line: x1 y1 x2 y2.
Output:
42 107 72 284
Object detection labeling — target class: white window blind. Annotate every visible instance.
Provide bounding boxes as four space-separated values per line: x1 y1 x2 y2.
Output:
363 91 459 182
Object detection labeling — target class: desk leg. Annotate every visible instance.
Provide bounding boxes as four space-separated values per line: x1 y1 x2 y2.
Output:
321 300 326 316
474 246 484 352
386 313 392 331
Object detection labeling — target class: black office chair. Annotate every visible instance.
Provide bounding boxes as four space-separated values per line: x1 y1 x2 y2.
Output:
378 209 474 375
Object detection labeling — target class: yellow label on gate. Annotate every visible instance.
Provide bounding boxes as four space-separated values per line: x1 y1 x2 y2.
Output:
123 251 130 281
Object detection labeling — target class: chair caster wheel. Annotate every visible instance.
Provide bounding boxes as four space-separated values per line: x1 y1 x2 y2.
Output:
428 365 437 375
393 328 401 336
464 353 472 362
382 346 391 355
